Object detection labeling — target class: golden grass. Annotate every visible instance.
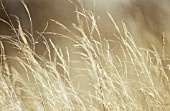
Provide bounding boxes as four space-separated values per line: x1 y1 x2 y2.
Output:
0 0 170 111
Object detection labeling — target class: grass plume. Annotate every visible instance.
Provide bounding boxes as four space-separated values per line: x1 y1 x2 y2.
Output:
0 0 170 111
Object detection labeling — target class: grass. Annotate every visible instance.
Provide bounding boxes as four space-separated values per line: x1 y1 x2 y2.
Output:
0 0 170 111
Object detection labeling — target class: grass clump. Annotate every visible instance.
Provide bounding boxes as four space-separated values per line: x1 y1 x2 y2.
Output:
0 0 170 111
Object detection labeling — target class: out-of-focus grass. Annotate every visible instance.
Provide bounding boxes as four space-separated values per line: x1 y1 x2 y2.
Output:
0 0 170 111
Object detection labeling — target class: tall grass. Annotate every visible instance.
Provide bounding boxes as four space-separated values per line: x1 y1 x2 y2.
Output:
0 0 170 111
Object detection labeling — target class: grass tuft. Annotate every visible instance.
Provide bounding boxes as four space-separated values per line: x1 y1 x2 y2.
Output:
0 0 170 111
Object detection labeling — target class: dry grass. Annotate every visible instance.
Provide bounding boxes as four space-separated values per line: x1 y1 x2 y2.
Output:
0 0 170 111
